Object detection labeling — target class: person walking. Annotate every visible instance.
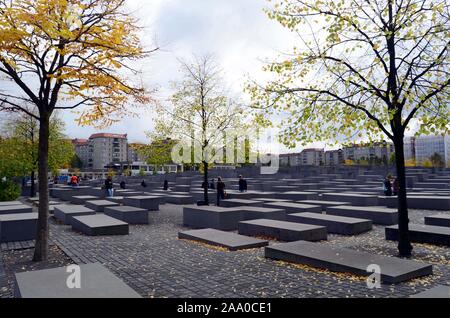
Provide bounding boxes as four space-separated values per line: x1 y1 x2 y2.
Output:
383 176 392 196
105 176 114 197
238 175 247 192
216 177 226 206
70 174 78 187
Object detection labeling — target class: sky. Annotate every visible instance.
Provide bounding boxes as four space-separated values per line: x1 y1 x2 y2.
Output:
58 0 300 152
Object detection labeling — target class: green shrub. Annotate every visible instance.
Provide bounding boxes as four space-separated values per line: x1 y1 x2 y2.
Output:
0 180 21 201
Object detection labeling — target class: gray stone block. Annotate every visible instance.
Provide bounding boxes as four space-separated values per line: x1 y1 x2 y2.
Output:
70 195 100 205
326 205 398 225
0 213 38 242
14 263 141 298
71 214 129 236
262 202 321 214
53 205 96 225
0 204 33 215
220 199 263 208
410 285 450 298
85 200 120 212
0 201 23 206
178 228 268 251
265 241 432 284
382 196 450 210
183 206 242 230
238 219 327 242
123 196 160 211
297 200 351 210
287 212 372 235
425 214 450 227
104 206 149 224
240 207 286 221
322 193 379 206
164 195 194 205
276 191 319 201
386 224 450 246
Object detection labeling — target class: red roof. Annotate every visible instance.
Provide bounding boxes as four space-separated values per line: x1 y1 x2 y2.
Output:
89 133 127 140
72 138 88 145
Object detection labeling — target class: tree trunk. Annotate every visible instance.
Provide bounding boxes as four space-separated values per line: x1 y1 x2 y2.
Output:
33 115 50 262
203 160 209 205
393 136 413 257
30 170 36 197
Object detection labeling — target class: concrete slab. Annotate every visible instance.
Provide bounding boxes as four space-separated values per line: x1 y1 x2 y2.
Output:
70 195 100 205
265 241 432 284
104 206 149 224
85 200 120 212
322 193 379 206
297 200 351 210
326 205 398 225
53 205 96 225
287 212 372 235
0 213 38 242
386 224 450 246
0 204 33 215
14 263 141 298
410 285 450 298
424 214 450 227
262 202 321 214
71 214 129 236
238 219 327 242
178 228 268 251
220 199 263 208
123 196 160 211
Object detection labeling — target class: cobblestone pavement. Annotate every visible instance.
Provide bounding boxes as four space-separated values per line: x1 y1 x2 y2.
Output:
1 204 449 298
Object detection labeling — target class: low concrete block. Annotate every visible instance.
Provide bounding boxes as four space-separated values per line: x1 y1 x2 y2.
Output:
71 214 129 236
386 224 450 246
85 200 120 212
424 214 450 227
14 263 141 298
265 241 432 284
53 205 96 225
0 213 38 242
287 212 372 235
179 228 268 251
326 205 398 225
262 202 321 214
0 204 33 215
123 196 160 211
238 219 327 242
104 206 149 224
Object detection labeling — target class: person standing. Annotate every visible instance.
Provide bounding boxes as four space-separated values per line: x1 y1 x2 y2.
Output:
216 177 226 206
141 179 147 188
105 176 114 197
120 180 126 189
383 176 392 196
163 179 169 191
238 175 247 192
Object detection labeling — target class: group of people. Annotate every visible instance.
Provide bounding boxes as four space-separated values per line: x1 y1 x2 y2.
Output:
383 175 399 196
202 175 248 206
103 177 170 198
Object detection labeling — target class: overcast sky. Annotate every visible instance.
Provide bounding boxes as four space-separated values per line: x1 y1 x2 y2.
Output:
56 0 300 151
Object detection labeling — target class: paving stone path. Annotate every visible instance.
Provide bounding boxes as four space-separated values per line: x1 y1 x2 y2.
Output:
0 204 449 298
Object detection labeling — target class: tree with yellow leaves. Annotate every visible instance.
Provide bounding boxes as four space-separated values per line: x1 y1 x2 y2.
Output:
0 0 155 261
